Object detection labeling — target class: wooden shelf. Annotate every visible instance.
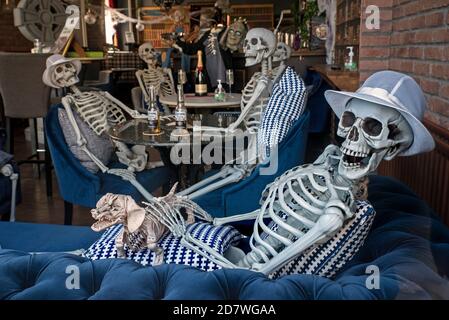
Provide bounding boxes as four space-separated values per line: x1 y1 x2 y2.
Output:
230 4 274 29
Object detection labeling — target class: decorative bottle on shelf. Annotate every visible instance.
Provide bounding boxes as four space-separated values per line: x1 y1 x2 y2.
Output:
145 85 161 135
195 50 207 96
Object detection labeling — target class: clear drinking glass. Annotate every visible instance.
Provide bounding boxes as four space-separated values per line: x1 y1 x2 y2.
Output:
226 69 234 98
178 69 187 85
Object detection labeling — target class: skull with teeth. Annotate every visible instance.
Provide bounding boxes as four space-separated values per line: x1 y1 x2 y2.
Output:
51 62 79 88
337 99 413 180
138 42 158 66
273 42 291 63
243 28 276 67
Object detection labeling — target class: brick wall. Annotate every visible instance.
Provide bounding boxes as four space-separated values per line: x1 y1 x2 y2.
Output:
359 0 449 128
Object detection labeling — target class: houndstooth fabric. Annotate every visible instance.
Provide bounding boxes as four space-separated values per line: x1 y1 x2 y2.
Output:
258 66 307 159
83 222 243 272
268 201 376 279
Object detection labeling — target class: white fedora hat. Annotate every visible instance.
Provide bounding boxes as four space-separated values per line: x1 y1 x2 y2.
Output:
42 54 82 88
325 70 435 156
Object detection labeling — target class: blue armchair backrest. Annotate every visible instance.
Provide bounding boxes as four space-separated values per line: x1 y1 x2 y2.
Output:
45 104 100 207
219 110 310 217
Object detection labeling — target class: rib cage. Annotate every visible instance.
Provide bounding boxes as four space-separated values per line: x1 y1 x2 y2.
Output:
239 163 355 268
68 92 108 135
141 68 174 98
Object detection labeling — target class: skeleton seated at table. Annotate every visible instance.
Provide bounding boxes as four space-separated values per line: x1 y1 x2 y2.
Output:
91 70 434 275
42 54 155 201
179 28 296 200
135 42 175 113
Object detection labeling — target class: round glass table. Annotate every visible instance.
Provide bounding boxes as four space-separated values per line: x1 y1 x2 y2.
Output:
159 93 241 109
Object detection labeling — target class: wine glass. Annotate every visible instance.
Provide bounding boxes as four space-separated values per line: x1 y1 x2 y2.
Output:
178 69 187 86
226 69 234 98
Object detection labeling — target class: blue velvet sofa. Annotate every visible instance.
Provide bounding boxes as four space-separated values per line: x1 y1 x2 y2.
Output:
1 175 448 299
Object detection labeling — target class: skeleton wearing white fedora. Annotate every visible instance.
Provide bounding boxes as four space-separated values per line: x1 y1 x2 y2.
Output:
179 28 283 199
42 54 154 201
140 70 435 274
136 42 175 103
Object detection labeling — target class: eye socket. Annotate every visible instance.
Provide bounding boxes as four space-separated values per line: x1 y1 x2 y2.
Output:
251 38 258 45
341 111 356 128
362 117 383 136
145 48 150 52
65 63 73 69
234 31 241 36
56 66 63 73
243 40 248 46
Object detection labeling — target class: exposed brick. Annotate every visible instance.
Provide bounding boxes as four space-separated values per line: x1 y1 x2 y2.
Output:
359 59 389 71
424 46 447 61
408 47 424 59
360 34 391 46
440 83 449 100
427 96 449 117
360 47 390 58
425 12 445 27
431 63 449 80
432 29 449 43
409 15 426 29
420 78 441 94
422 0 449 12
414 61 431 76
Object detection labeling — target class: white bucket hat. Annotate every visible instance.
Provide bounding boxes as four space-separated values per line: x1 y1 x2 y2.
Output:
325 70 435 156
42 54 82 88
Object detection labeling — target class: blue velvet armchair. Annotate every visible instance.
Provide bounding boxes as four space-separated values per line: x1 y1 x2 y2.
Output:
45 104 173 225
194 111 310 218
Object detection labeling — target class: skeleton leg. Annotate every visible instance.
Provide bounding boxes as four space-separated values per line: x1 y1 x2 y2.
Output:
177 166 243 197
1 164 18 222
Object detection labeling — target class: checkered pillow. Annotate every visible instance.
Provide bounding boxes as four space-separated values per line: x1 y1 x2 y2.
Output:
258 66 307 159
83 222 243 272
268 201 376 279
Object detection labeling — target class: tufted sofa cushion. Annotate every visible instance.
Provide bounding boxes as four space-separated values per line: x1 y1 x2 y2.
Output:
1 175 449 299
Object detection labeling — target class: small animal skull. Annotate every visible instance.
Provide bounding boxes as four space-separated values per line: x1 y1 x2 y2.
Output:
243 28 276 67
51 62 79 88
273 42 291 63
138 42 158 66
337 99 413 180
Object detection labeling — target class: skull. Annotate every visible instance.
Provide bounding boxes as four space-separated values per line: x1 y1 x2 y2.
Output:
243 28 276 67
51 62 79 88
337 99 413 180
273 42 291 63
138 42 157 66
224 18 248 52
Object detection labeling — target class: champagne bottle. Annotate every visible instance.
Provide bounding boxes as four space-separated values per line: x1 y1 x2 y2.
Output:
195 50 207 96
175 84 187 129
147 85 160 134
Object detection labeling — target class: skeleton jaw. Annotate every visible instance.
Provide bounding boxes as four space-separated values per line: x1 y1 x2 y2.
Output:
245 50 263 67
338 146 388 180
91 216 123 231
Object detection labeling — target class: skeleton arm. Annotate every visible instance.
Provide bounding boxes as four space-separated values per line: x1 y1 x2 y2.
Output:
227 77 268 132
136 70 150 102
62 97 154 200
162 67 175 94
62 97 109 173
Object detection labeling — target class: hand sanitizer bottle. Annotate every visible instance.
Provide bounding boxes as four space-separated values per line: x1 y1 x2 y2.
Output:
345 46 357 71
214 80 226 102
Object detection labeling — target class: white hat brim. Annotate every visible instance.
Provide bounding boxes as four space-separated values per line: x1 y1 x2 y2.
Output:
42 57 81 88
324 90 435 157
